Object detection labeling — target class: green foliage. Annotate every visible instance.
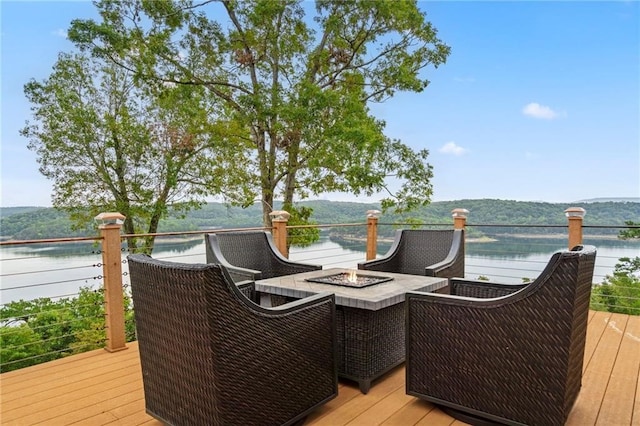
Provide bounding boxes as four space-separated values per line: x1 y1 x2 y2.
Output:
286 204 321 248
619 221 640 240
2 199 639 241
21 47 251 252
68 0 450 224
0 208 94 239
0 287 135 372
590 257 640 316
156 218 200 233
0 207 43 217
399 217 426 230
590 221 640 315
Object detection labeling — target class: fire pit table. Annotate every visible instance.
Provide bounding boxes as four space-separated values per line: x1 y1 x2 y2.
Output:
255 268 447 393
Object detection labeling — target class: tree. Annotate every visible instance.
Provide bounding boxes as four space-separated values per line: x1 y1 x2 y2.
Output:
69 0 450 226
22 52 251 251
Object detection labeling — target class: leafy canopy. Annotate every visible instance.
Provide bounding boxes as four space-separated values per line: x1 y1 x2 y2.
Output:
69 0 450 225
22 50 252 251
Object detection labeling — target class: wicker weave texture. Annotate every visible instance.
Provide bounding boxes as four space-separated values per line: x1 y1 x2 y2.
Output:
450 279 529 298
336 303 406 393
128 254 337 426
358 229 464 279
205 231 321 282
405 245 596 426
265 296 407 394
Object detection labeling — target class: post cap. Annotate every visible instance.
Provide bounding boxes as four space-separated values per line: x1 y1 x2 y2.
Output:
451 208 469 219
366 210 381 218
268 210 291 221
94 212 125 226
564 207 586 218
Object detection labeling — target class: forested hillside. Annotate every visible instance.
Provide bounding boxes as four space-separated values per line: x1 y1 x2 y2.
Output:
1 199 639 240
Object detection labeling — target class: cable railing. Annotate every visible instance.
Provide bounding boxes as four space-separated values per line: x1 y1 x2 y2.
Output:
0 238 112 372
1 211 638 373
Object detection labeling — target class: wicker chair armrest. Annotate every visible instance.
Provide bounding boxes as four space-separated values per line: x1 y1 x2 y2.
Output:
406 288 515 309
235 279 255 288
263 233 322 272
425 259 453 274
450 278 529 298
267 291 335 314
357 254 399 271
272 258 322 273
425 258 461 278
206 234 262 281
357 231 402 271
425 229 464 278
426 236 461 273
224 265 262 282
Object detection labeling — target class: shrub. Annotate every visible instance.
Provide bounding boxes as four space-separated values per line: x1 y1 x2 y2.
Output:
590 257 640 316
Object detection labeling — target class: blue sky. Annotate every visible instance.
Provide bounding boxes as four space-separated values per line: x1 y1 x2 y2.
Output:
1 1 639 207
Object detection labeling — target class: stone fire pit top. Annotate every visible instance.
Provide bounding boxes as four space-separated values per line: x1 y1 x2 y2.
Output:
305 272 393 288
255 268 448 310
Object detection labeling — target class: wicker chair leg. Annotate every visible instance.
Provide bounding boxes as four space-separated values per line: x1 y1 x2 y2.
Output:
439 406 501 426
358 379 372 394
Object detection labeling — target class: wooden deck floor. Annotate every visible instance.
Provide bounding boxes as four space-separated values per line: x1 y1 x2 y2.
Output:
1 310 639 425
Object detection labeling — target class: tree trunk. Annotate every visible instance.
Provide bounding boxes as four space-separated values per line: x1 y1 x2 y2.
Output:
120 216 136 253
262 193 274 228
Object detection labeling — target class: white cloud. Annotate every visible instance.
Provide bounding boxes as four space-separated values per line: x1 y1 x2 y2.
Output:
439 141 468 156
522 102 561 120
52 29 67 38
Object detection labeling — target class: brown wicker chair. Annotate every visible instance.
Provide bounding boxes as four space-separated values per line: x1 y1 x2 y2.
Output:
357 229 464 279
405 245 597 426
205 231 321 283
127 254 337 426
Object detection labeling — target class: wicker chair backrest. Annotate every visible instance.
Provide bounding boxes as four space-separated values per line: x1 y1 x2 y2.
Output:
128 255 229 424
396 229 455 275
212 231 281 277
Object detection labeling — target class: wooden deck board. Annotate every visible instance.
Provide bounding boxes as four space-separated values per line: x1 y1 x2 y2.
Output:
380 399 439 426
1 311 639 426
345 385 414 425
596 314 640 426
567 312 628 426
309 366 406 425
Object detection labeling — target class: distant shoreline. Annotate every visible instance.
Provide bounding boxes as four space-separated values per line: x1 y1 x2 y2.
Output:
331 233 637 244
491 233 634 241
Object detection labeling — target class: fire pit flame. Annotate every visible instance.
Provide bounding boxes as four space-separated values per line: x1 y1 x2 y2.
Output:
304 271 393 288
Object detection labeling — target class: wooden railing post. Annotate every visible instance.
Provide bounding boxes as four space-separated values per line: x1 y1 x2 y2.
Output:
269 210 291 258
366 210 381 261
95 212 127 353
452 208 469 230
565 207 586 249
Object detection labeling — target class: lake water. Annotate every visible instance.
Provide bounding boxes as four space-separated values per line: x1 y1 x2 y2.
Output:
1 234 638 304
